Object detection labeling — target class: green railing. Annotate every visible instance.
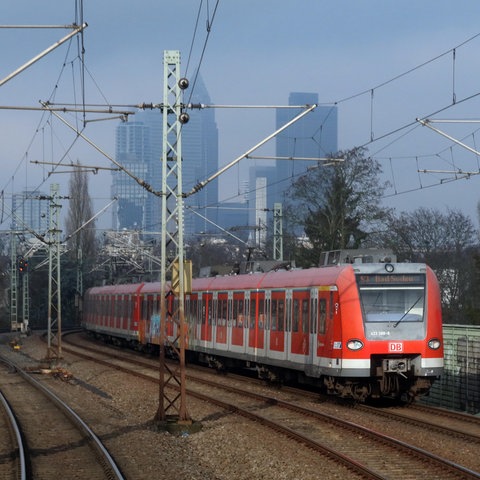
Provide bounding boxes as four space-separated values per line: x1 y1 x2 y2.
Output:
421 324 480 414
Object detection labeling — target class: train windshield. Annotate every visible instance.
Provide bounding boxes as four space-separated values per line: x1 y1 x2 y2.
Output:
356 273 425 325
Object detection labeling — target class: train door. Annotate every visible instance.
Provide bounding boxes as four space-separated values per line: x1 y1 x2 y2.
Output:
290 289 310 362
200 292 213 346
231 291 246 353
215 292 228 351
316 286 339 370
269 290 286 359
248 290 265 355
309 288 318 370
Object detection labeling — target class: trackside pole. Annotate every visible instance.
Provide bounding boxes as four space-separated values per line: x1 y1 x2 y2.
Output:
154 50 200 435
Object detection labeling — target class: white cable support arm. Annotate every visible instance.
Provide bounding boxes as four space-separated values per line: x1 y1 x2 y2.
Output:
185 103 317 197
186 206 248 245
40 102 161 196
0 23 87 87
63 197 118 243
416 117 480 157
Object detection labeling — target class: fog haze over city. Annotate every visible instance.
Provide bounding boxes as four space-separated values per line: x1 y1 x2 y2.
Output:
2 1 480 232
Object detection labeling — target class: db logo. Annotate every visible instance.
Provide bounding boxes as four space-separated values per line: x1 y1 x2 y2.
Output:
389 342 403 352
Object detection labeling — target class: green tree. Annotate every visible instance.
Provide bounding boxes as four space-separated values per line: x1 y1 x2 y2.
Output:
285 147 389 266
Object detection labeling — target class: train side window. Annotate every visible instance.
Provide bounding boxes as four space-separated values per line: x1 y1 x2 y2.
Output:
200 298 206 325
264 298 269 330
271 300 277 331
318 299 327 334
250 298 256 328
302 299 309 334
293 299 300 333
149 295 154 319
127 297 131 320
278 299 285 331
217 298 227 326
192 299 198 323
232 299 238 327
311 298 317 334
259 298 265 329
207 300 213 326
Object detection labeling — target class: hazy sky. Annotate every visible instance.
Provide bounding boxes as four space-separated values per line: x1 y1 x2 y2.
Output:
2 1 480 230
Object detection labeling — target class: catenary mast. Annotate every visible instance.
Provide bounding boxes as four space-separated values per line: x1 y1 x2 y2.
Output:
155 50 193 428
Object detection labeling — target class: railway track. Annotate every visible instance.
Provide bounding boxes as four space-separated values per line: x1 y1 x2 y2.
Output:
0 371 26 480
64 332 480 480
0 354 125 480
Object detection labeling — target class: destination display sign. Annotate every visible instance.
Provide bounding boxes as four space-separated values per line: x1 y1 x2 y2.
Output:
356 274 425 285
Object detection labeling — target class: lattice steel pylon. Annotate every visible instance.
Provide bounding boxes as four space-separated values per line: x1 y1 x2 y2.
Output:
273 203 283 261
155 50 191 425
10 232 19 331
47 183 63 360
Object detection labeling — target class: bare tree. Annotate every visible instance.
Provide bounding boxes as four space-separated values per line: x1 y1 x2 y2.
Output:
370 207 479 324
65 161 96 261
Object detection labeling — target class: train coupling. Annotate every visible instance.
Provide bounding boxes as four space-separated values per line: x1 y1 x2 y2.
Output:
382 358 410 378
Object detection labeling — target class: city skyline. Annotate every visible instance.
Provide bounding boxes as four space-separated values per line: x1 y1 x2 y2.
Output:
2 2 480 233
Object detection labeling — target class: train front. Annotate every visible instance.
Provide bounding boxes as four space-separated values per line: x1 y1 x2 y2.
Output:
343 262 444 402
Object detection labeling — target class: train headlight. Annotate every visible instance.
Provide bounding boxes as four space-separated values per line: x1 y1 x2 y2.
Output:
347 339 364 351
428 338 442 350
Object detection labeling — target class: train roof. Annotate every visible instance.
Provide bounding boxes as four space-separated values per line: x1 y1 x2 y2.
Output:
85 262 433 296
85 266 353 296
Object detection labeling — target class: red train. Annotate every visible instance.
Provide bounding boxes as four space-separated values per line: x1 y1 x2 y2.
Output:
82 259 444 402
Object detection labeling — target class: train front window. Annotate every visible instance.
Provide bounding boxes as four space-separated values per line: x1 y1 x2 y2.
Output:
356 274 425 324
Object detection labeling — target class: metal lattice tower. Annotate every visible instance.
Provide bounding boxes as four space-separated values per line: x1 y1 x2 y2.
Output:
22 271 29 331
10 233 19 331
47 183 62 360
273 203 283 261
156 50 190 424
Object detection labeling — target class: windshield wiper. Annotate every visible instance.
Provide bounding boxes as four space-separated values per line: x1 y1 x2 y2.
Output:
393 296 422 328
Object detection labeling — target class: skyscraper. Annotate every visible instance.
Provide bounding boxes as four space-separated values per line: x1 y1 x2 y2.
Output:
182 75 219 237
247 92 338 247
11 190 49 236
112 76 218 238
274 92 338 205
112 113 154 231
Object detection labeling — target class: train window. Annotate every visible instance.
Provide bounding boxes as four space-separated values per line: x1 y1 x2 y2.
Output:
310 298 317 334
302 299 309 334
149 296 154 318
191 298 198 323
293 299 300 333
359 286 425 323
318 299 327 334
278 299 285 331
250 298 256 328
200 299 206 325
233 298 244 327
233 299 238 327
329 291 334 319
271 300 278 331
207 301 213 326
263 298 269 330
217 298 227 326
127 296 131 320
356 274 426 323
